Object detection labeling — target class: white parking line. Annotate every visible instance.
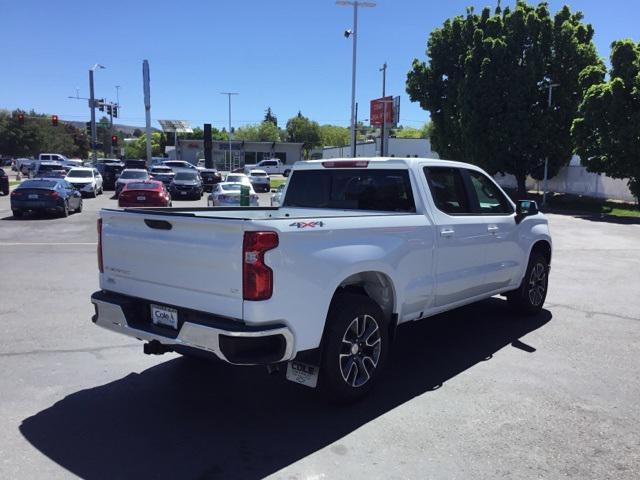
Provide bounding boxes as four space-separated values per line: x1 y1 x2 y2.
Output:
0 242 97 246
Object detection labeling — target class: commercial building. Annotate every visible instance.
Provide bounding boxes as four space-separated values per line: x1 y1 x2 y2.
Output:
322 138 438 159
174 140 304 170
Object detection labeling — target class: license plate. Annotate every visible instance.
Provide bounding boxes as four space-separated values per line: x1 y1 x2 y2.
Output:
150 304 179 329
286 361 319 388
28 194 38 199
137 196 146 201
180 191 187 195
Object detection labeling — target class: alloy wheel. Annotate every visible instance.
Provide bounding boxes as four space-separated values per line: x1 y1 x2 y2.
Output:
339 314 382 388
528 263 547 306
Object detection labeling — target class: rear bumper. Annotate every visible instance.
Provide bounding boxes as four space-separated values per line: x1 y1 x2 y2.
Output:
91 290 294 365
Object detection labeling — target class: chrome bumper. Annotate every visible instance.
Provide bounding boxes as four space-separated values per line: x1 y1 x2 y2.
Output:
92 297 294 365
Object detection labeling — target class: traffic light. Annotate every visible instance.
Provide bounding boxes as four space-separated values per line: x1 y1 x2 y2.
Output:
112 105 118 118
85 122 91 135
17 113 25 125
98 99 105 112
111 135 118 147
51 115 59 126
106 104 112 116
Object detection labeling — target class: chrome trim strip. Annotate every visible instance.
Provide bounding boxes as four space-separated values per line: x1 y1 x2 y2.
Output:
92 299 294 365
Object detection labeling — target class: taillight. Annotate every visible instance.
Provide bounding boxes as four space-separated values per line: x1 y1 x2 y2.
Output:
49 191 60 199
11 190 23 197
97 218 104 273
243 231 278 301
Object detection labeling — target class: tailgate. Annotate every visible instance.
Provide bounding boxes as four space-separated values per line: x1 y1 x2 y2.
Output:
100 210 244 319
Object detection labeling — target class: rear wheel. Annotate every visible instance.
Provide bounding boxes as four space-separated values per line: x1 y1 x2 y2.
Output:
12 209 23 218
59 201 69 218
320 292 389 402
507 252 549 316
76 199 83 213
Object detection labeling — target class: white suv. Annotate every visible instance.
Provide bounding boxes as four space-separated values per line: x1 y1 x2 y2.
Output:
65 167 103 197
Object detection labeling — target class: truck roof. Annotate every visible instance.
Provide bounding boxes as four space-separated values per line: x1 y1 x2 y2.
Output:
295 157 476 170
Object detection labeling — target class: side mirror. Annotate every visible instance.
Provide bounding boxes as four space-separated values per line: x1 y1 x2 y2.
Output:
515 200 539 224
283 170 290 177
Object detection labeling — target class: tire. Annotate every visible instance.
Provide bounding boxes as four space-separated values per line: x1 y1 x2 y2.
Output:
320 292 389 402
76 199 83 213
507 252 549 316
12 210 23 218
59 201 69 218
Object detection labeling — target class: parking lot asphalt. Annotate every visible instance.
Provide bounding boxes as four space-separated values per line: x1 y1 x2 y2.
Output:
0 187 639 479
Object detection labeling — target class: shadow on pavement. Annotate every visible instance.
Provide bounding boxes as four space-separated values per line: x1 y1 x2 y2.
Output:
20 298 551 480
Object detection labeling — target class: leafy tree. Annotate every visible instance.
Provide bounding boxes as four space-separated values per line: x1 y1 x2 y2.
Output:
393 123 432 139
132 128 143 137
319 124 350 147
286 112 321 158
572 40 640 203
407 2 602 196
124 132 164 158
0 110 41 157
264 107 278 127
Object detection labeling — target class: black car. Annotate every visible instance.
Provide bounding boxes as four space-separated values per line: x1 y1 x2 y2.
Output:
0 168 9 195
124 159 147 169
169 171 203 200
95 161 124 190
10 178 83 218
199 168 222 192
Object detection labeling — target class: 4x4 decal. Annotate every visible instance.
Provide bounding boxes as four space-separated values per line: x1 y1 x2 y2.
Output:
289 221 325 229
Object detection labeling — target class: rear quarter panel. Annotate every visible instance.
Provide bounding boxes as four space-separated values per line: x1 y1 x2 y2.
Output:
244 214 435 352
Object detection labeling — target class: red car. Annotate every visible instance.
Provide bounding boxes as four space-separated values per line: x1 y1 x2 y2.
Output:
118 180 172 208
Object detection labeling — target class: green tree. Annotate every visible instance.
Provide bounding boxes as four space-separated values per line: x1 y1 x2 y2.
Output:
132 128 143 137
124 132 164 158
319 124 350 147
393 123 432 139
572 39 640 203
0 110 41 157
264 107 278 127
286 112 321 158
407 2 602 196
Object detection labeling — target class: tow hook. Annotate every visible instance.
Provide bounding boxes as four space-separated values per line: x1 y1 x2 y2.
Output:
143 340 171 355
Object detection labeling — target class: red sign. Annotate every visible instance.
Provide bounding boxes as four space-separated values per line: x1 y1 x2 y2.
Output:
370 96 394 127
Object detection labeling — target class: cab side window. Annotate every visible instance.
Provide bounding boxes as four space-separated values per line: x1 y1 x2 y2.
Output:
466 170 513 214
423 167 472 215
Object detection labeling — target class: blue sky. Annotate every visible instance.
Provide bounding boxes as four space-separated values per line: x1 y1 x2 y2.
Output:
2 0 637 130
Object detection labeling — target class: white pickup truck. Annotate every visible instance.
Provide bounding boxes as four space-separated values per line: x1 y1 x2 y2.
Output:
91 158 551 401
243 158 290 176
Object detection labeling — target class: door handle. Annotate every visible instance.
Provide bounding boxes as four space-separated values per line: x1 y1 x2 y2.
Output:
440 227 455 237
487 225 499 234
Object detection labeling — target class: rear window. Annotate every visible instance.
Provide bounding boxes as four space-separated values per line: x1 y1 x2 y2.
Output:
221 184 242 191
283 169 416 212
19 180 58 189
174 172 198 180
126 182 159 190
67 170 93 178
120 170 148 179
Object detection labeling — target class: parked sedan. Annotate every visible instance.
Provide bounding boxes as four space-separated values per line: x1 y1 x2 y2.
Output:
148 165 175 186
118 180 172 208
0 168 9 195
10 179 82 218
169 171 203 200
65 167 104 197
207 182 259 207
115 169 150 197
247 169 270 192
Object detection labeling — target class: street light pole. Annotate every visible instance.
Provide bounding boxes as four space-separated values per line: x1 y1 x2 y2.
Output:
543 82 559 207
380 62 387 157
221 92 238 171
89 64 105 162
337 1 376 158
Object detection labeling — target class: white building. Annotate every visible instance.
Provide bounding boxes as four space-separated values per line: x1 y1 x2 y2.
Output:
322 138 438 159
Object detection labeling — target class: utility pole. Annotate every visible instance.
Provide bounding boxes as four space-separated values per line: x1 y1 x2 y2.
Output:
143 60 152 166
221 92 238 171
337 1 376 157
89 64 105 163
543 82 559 207
379 62 387 157
108 104 114 156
